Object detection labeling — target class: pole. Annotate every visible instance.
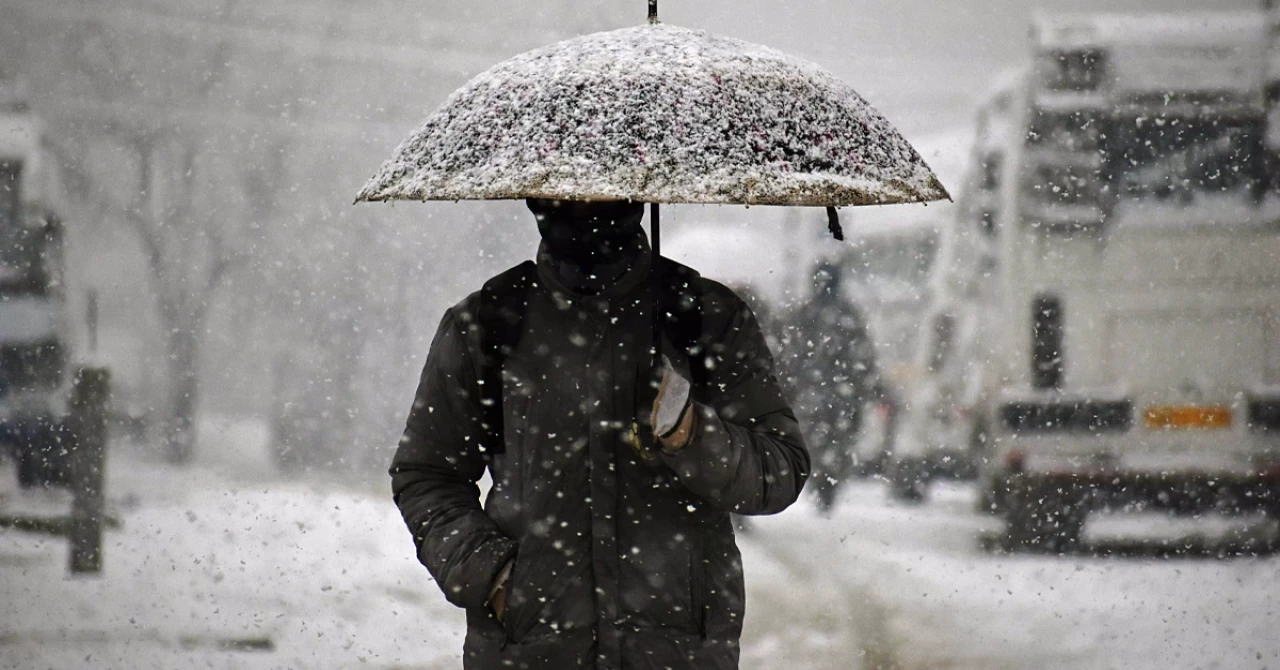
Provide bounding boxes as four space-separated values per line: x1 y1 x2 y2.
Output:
86 290 99 354
648 0 658 24
650 202 662 368
69 367 110 574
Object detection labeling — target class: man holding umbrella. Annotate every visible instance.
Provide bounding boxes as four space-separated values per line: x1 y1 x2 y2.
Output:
364 14 946 670
390 197 808 668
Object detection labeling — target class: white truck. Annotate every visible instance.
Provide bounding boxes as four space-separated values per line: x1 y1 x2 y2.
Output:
884 74 1023 501
911 11 1280 548
837 215 946 475
0 81 75 487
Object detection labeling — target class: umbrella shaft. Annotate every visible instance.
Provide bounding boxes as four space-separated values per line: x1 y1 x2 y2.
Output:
648 0 658 24
651 202 661 366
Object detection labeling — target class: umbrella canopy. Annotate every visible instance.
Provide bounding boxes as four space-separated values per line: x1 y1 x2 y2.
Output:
356 23 949 208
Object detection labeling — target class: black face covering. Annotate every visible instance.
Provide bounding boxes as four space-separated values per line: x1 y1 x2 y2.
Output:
528 198 646 268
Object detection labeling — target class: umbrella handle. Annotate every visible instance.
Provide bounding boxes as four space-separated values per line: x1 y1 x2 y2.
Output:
651 201 661 368
827 206 844 241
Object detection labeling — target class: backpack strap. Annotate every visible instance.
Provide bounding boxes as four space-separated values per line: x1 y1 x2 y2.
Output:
476 260 536 456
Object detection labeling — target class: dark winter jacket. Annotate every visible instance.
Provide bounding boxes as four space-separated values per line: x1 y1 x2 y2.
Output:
390 245 809 670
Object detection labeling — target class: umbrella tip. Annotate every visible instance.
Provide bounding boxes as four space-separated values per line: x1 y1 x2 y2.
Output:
648 0 659 24
931 176 954 203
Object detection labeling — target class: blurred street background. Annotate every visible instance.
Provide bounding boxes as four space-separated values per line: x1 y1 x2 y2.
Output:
2 0 1280 668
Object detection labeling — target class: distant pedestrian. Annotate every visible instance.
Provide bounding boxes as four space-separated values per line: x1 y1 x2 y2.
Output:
779 260 878 513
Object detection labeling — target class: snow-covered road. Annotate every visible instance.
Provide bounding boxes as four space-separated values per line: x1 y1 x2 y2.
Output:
0 458 463 668
2 428 1278 669
744 484 1280 670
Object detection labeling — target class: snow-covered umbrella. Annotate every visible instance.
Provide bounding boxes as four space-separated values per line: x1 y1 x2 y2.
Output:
356 3 949 361
356 22 947 213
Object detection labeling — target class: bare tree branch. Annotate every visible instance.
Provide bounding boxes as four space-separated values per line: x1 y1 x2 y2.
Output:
204 232 249 294
120 134 174 319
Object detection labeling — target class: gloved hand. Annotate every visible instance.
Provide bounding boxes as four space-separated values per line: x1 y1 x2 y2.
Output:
650 355 695 452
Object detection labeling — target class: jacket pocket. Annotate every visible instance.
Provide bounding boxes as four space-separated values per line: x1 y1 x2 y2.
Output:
701 528 746 641
498 543 573 644
465 603 506 642
499 554 522 644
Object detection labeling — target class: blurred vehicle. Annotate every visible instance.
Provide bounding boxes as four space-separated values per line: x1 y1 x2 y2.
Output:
0 81 75 487
882 83 1018 501
886 308 988 501
922 11 1280 549
843 218 943 474
842 218 941 376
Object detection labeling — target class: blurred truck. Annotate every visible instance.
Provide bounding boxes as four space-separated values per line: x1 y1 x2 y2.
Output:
884 79 1021 501
836 217 944 476
906 11 1280 548
0 82 76 487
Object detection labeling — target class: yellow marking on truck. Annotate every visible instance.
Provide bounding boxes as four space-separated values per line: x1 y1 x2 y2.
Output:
1143 405 1232 430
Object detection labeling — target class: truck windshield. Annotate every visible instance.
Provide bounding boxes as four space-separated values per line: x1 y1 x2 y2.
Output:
0 221 50 294
0 160 18 233
1102 114 1268 203
0 159 56 295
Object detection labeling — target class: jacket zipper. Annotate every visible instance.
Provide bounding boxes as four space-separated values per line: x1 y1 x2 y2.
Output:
691 531 706 639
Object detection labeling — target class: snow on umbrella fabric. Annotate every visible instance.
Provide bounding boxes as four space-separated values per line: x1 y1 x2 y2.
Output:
355 23 949 208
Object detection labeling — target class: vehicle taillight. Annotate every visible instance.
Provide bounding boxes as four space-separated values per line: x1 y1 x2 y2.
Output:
1255 464 1280 481
1006 449 1026 474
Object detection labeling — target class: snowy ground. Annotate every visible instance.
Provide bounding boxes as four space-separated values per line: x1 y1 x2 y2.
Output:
0 419 466 670
2 419 1278 669
744 484 1280 670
